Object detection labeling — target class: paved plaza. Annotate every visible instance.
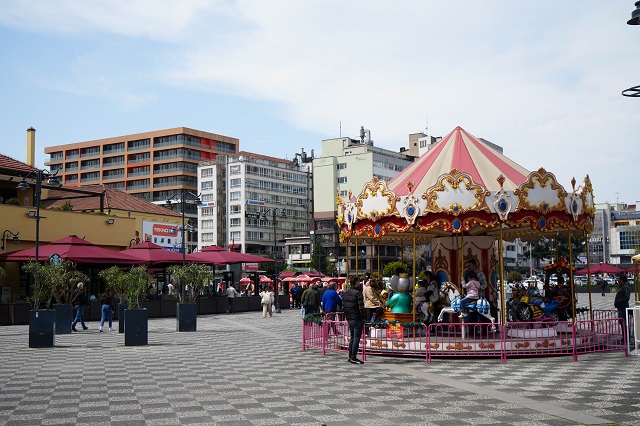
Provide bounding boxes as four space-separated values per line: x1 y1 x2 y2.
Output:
1 292 639 426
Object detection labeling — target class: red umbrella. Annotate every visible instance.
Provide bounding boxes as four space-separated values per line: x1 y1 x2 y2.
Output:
119 241 187 266
186 246 275 265
0 235 144 264
624 265 638 273
576 263 623 275
239 277 253 283
259 275 273 283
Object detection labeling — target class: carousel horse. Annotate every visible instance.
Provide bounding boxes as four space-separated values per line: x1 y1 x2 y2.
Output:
415 280 440 325
437 282 496 332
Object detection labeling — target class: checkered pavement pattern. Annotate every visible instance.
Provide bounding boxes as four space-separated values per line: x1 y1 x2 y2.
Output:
0 292 638 425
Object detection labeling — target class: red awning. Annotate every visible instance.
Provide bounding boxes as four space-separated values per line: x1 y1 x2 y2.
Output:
0 235 144 264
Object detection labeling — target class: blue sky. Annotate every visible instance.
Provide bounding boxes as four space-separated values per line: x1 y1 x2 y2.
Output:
0 1 638 205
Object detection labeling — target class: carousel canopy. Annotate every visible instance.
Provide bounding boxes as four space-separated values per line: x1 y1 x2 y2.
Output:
337 126 594 241
389 126 530 194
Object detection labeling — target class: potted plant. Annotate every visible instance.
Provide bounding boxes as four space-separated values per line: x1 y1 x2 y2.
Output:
98 266 128 333
122 265 149 346
52 260 88 335
21 260 58 348
167 263 212 332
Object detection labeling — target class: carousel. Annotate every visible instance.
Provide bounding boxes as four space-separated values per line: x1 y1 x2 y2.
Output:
302 126 628 362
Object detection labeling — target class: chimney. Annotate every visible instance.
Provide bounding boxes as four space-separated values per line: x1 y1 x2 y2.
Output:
26 127 36 166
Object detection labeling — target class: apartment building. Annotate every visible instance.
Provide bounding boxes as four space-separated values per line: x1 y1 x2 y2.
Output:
312 128 415 273
197 151 313 264
44 127 239 255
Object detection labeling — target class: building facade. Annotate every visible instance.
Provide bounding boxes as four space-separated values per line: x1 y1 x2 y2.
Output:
312 130 415 274
44 127 239 254
197 151 313 264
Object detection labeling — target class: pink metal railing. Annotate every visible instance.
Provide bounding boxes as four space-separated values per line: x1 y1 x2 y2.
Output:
426 322 503 363
302 311 630 363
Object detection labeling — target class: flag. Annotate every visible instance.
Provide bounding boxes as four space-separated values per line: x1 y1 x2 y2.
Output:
517 239 527 248
230 238 235 252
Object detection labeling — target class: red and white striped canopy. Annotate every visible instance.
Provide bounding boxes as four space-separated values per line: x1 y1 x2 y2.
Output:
388 126 530 195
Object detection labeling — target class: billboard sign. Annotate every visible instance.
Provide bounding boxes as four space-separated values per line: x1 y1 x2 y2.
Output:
142 221 182 252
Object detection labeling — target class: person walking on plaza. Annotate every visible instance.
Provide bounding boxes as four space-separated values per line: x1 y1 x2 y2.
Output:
599 277 607 297
260 286 274 318
614 274 632 339
343 275 366 364
226 284 238 314
71 282 88 331
301 284 320 316
99 289 114 332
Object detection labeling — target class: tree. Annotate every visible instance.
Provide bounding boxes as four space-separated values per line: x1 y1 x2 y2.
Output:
98 266 127 304
123 265 149 310
166 263 212 303
507 271 523 283
401 244 429 274
382 261 408 278
310 241 330 275
53 260 88 304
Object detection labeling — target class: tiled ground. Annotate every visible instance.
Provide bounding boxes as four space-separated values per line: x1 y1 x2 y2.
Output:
0 292 638 425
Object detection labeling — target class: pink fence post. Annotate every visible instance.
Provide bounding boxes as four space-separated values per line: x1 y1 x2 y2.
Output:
302 318 306 351
572 320 578 362
500 323 507 364
321 317 328 356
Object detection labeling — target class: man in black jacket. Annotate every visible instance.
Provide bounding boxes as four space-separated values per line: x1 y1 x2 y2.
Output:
342 275 366 364
70 282 89 331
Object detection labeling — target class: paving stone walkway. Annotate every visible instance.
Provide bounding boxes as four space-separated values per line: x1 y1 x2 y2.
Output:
0 292 639 425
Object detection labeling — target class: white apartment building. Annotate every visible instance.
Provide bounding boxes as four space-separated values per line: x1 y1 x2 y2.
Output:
312 128 415 273
197 152 312 259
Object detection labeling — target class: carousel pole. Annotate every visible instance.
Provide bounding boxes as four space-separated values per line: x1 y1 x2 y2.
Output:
568 229 576 321
355 236 359 280
413 225 417 322
377 239 381 280
585 236 594 320
499 226 507 325
344 237 350 290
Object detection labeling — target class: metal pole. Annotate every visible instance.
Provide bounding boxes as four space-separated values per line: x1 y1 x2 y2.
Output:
181 192 186 266
35 171 42 261
273 208 280 313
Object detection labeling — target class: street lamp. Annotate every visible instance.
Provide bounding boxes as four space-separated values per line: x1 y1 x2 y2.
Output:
623 2 640 96
165 190 200 266
16 170 62 261
261 207 286 313
1 230 20 250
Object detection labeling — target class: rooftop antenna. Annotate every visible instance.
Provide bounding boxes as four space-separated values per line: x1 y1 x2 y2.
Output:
339 121 342 137
616 192 620 204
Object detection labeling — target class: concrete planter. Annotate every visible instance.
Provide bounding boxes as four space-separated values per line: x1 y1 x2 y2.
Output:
176 303 197 332
29 310 55 348
53 304 73 334
124 309 148 346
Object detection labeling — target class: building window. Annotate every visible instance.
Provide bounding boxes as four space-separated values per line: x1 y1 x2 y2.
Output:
337 163 347 170
338 177 347 184
201 168 214 178
201 207 215 216
230 178 241 188
230 191 241 201
201 181 213 191
230 205 241 214
230 231 241 241
619 230 639 250
230 218 241 227
229 165 241 175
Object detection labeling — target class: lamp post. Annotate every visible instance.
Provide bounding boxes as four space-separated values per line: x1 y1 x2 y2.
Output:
623 2 640 96
1 230 20 251
261 207 286 313
165 190 200 266
17 170 61 261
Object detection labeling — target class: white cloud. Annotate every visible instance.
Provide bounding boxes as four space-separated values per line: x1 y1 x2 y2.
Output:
1 0 638 202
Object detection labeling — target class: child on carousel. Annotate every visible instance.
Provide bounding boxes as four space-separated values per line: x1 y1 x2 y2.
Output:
459 270 481 318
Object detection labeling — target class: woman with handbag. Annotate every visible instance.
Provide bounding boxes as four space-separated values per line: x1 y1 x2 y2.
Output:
260 286 275 318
